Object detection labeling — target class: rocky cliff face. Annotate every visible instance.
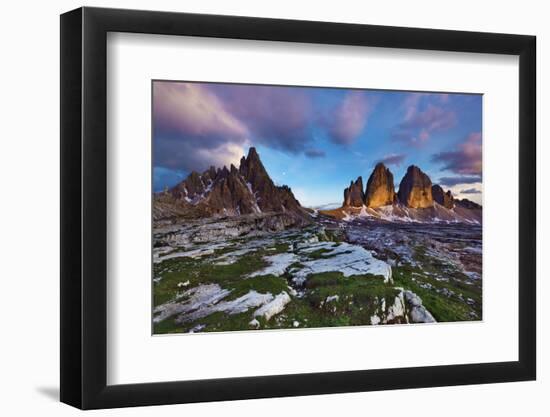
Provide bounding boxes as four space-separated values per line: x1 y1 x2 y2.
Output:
238 147 280 213
202 164 260 217
431 184 454 209
343 177 365 207
365 163 396 208
155 147 309 223
397 166 434 208
326 164 482 224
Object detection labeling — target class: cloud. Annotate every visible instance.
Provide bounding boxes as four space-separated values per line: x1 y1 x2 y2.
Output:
460 188 481 194
392 93 456 145
304 148 326 158
154 137 245 174
153 82 248 141
431 132 482 175
153 82 249 172
376 153 406 167
448 182 482 205
323 91 371 145
208 83 313 153
402 93 423 121
437 175 482 187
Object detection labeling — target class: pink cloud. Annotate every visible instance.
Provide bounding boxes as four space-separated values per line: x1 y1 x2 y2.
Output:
326 91 371 145
393 93 457 145
431 132 482 175
419 129 430 142
153 82 248 140
402 104 457 134
153 82 250 171
210 84 313 152
403 93 423 121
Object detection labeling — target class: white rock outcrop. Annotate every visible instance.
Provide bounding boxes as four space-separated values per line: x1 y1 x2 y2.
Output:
254 292 291 321
292 242 393 286
403 290 437 323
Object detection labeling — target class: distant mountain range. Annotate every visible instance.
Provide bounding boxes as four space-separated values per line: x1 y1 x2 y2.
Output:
321 163 481 224
154 147 481 225
154 147 310 226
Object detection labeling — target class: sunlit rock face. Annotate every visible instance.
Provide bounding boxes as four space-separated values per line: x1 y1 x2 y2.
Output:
431 184 455 209
343 176 365 207
365 163 396 208
397 165 434 208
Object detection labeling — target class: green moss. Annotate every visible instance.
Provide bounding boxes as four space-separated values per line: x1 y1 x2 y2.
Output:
393 264 481 322
288 261 306 270
153 228 482 334
154 317 187 334
273 242 291 253
154 310 259 334
323 228 345 242
307 273 397 306
222 274 289 301
153 249 269 306
188 311 258 333
154 269 402 333
274 272 400 328
304 248 333 259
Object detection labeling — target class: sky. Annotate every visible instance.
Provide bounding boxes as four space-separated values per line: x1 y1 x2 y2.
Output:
153 81 483 206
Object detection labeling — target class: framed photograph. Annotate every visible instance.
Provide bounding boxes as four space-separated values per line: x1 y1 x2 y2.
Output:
60 7 536 409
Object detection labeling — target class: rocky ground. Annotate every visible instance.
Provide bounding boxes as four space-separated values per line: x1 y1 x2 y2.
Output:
152 213 481 334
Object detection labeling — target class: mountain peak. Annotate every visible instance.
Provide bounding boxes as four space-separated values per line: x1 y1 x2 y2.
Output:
406 165 422 174
158 147 309 223
432 184 454 209
365 163 395 208
343 176 365 207
246 147 260 161
240 147 265 173
398 165 433 208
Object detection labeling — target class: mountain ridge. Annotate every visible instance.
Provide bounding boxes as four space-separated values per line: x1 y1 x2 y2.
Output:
322 163 481 224
154 148 481 225
153 147 310 225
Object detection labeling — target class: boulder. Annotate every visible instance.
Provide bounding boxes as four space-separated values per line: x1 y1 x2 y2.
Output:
403 290 436 323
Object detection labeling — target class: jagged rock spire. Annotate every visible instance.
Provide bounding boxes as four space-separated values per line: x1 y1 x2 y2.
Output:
365 163 396 208
158 147 309 222
432 184 454 209
397 165 434 208
343 176 365 207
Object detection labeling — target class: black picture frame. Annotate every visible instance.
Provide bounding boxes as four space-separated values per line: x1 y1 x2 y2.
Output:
60 6 536 410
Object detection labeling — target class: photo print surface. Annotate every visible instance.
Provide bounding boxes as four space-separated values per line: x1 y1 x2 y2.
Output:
152 80 482 335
